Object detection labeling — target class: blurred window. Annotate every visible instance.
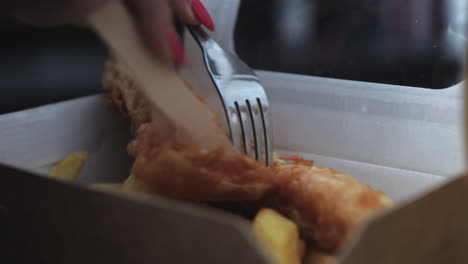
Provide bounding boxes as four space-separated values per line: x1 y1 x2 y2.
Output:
234 0 467 88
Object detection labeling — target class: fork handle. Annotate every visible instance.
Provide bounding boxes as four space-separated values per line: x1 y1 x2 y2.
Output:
187 26 213 48
187 25 225 77
187 26 254 78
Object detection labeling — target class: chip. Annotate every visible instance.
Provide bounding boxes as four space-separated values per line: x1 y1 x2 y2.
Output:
49 152 88 181
304 250 336 264
252 208 305 264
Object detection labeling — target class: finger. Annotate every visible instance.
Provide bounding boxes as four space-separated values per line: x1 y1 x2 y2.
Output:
190 0 215 31
170 0 199 25
130 0 178 63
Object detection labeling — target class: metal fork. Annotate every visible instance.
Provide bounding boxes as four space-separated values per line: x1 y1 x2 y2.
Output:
188 26 273 166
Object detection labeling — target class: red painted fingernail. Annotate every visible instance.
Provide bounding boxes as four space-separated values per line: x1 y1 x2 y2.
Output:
191 0 215 31
169 31 185 66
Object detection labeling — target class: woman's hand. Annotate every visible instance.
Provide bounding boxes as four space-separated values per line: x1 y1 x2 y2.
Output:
3 0 215 66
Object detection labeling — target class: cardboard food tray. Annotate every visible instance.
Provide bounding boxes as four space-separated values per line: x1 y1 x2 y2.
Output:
1 84 467 263
2 0 468 263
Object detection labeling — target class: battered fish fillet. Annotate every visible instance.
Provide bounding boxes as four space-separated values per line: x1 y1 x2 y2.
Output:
103 57 275 201
103 56 394 251
270 161 394 251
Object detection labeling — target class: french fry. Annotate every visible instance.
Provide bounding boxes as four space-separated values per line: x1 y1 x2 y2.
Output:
120 174 155 196
304 250 336 264
89 183 121 191
252 208 305 264
49 152 88 181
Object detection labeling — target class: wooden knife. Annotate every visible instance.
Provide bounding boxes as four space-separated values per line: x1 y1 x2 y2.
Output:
88 0 234 152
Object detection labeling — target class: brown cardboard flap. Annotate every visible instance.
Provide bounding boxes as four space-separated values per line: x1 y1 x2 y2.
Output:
340 174 468 264
0 164 272 264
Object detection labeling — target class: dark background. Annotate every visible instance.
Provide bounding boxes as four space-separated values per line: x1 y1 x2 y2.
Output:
234 0 466 88
0 18 107 114
0 0 466 114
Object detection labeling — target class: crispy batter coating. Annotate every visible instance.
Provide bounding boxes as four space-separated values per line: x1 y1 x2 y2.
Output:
129 123 275 201
279 155 314 166
270 162 394 251
104 57 151 130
